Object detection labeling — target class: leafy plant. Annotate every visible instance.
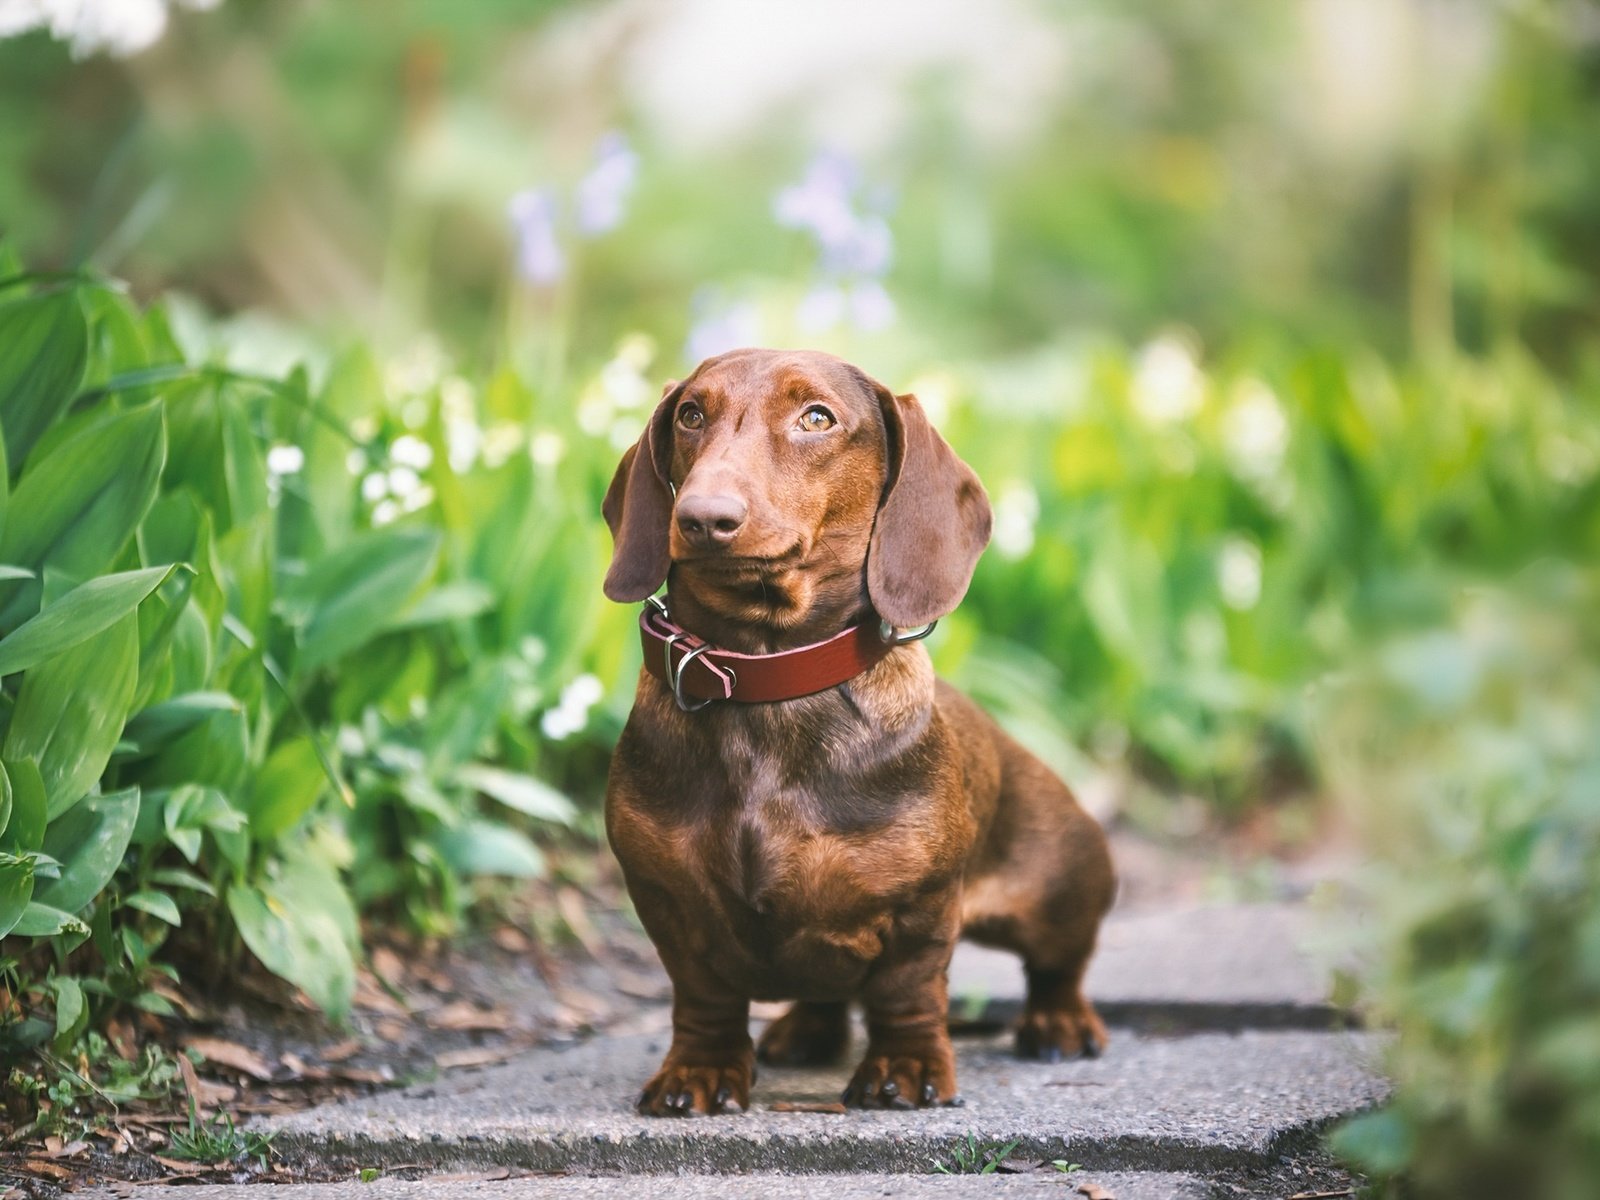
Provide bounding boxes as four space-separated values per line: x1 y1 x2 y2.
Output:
931 1132 1022 1175
168 1102 275 1167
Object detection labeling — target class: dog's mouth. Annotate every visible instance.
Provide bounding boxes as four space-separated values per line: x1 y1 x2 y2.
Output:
673 542 806 572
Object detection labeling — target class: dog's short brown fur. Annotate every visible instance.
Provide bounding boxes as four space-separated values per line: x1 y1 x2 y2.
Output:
602 348 1115 1115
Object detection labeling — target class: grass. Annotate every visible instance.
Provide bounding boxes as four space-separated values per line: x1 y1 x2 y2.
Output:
931 1132 1023 1174
167 1103 276 1168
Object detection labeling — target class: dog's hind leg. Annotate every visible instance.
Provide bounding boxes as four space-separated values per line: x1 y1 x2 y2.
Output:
756 1001 850 1066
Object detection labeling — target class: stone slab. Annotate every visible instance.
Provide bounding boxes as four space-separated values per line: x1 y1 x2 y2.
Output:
88 1172 1210 1200
950 904 1343 1030
256 1026 1387 1176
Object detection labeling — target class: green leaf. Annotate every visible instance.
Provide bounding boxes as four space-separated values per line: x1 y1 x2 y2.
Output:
384 581 496 631
11 901 89 937
148 867 215 897
51 976 85 1051
227 876 356 1018
163 784 247 864
0 849 35 938
122 692 241 757
0 565 176 679
246 738 329 841
0 759 10 840
438 819 547 879
124 890 182 926
283 529 440 671
0 757 47 850
0 401 166 627
33 787 140 914
131 704 249 796
454 763 576 826
0 288 89 475
3 613 139 819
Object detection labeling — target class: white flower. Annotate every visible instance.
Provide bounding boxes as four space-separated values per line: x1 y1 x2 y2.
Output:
371 498 400 527
1132 333 1205 426
1222 379 1290 480
1218 537 1263 610
540 673 605 741
265 444 304 477
360 472 389 502
386 466 422 498
480 422 525 469
389 434 434 471
530 430 566 467
345 449 367 476
991 481 1039 560
1 0 218 59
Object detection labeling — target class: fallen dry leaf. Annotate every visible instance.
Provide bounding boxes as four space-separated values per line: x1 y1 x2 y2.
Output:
491 925 531 954
186 1036 275 1082
426 1000 514 1032
374 1017 410 1042
353 971 409 1016
106 1016 139 1062
22 1159 74 1181
149 1154 207 1174
1287 1192 1355 1200
369 945 406 987
431 1168 512 1183
319 1037 362 1062
1076 1184 1117 1200
41 1136 88 1159
769 1100 847 1114
435 1043 527 1070
175 1048 202 1108
557 886 605 958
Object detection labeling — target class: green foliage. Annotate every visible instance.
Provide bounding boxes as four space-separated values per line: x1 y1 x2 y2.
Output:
0 270 602 1047
1320 572 1600 1200
931 1132 1021 1175
167 1102 276 1167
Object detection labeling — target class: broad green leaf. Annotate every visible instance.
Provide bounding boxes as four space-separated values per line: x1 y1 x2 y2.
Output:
34 787 139 914
438 819 547 879
3 613 139 819
148 867 214 897
227 880 355 1018
0 288 89 474
0 565 175 679
130 704 249 796
51 976 85 1050
0 402 165 628
162 785 247 864
0 423 8 546
283 528 440 671
0 850 35 938
385 581 496 631
11 901 90 937
246 738 329 840
123 890 182 926
454 763 576 826
0 758 46 850
122 693 241 757
0 760 9 839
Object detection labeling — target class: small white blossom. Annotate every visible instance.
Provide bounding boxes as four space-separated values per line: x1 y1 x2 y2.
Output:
480 422 525 469
265 444 305 477
991 482 1039 560
371 498 400 526
1218 537 1263 610
1222 379 1290 480
386 466 422 498
390 434 434 470
539 673 605 741
530 430 566 467
360 472 389 502
1132 333 1205 426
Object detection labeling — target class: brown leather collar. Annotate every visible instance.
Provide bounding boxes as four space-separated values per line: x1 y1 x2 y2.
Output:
639 597 928 710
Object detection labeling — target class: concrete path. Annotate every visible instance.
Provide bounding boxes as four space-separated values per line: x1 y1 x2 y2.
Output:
89 904 1384 1199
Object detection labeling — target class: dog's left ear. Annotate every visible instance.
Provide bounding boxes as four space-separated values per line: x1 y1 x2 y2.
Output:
864 377 992 628
602 381 682 602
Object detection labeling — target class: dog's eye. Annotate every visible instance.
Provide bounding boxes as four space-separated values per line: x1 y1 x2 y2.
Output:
677 404 705 431
797 406 836 433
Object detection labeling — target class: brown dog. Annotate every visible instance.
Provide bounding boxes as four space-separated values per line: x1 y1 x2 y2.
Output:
602 348 1114 1115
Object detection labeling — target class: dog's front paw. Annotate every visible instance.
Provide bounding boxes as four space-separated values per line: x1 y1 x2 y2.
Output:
634 1054 755 1117
1015 998 1108 1062
841 1043 960 1109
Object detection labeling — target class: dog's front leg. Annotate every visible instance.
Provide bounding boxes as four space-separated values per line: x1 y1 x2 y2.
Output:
843 901 963 1109
636 978 754 1117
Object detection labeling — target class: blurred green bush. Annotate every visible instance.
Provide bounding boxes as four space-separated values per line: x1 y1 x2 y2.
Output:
1320 571 1600 1200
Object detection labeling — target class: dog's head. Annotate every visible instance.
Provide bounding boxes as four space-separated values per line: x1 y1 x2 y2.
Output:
602 349 991 628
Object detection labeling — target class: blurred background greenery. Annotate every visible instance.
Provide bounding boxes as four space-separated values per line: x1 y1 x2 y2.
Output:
1 0 1597 1192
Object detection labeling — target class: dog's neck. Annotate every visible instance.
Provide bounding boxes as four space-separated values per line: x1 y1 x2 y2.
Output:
665 557 874 656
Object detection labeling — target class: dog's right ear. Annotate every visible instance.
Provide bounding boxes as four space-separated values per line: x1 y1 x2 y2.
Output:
602 380 682 602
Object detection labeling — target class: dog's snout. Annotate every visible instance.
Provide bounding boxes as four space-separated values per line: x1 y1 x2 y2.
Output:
676 493 748 549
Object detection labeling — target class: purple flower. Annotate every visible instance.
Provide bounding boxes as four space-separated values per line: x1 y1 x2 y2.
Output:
507 188 565 286
576 132 639 237
686 292 761 363
774 151 898 332
849 281 896 332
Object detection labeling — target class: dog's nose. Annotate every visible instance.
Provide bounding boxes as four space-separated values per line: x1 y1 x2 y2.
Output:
676 493 748 548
